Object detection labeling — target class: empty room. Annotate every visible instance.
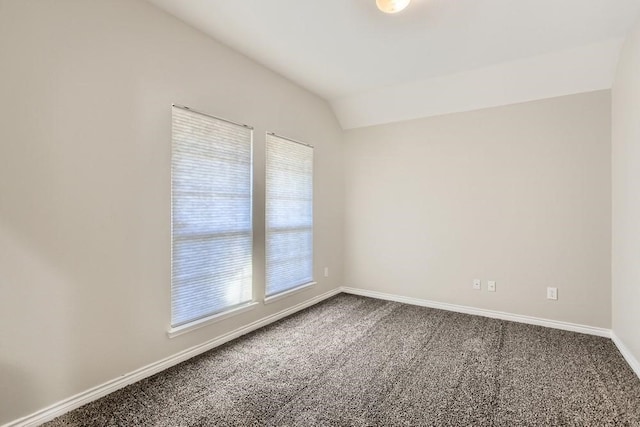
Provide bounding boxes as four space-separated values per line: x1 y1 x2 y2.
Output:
1 0 640 425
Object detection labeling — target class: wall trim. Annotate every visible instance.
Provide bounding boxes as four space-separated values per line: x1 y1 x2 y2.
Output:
343 286 638 380
6 286 637 427
167 301 260 338
2 288 341 427
340 286 612 338
611 332 640 380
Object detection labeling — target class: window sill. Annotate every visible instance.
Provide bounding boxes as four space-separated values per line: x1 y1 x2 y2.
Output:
167 301 260 338
264 281 317 305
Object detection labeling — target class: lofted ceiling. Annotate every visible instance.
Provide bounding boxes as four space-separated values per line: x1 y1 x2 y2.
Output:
146 0 640 128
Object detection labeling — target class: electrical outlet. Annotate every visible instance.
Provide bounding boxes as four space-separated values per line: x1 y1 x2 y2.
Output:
473 279 481 290
547 287 558 300
487 281 496 292
324 267 329 277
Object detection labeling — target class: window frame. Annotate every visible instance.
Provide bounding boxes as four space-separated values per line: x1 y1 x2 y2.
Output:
264 132 315 301
168 104 257 337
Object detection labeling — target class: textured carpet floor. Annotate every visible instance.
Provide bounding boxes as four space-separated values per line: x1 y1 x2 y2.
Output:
45 294 640 426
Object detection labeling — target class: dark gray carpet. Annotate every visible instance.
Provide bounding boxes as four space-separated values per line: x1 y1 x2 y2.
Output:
45 294 640 426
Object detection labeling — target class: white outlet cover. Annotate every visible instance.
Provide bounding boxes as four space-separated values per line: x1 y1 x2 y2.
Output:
488 281 496 292
547 287 558 300
473 279 481 290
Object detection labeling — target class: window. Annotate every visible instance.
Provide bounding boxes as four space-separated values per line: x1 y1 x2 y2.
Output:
171 105 253 329
265 132 314 297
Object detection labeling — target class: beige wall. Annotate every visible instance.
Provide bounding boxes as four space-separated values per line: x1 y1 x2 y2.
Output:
612 17 640 366
0 0 631 424
344 91 612 328
0 0 344 424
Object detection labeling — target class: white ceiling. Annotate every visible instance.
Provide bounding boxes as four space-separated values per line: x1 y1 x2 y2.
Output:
146 0 640 128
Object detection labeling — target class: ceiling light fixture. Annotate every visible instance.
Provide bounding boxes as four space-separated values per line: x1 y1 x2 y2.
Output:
376 0 411 14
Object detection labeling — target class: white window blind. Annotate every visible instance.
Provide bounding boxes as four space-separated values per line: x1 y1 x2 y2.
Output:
265 133 313 297
171 105 253 328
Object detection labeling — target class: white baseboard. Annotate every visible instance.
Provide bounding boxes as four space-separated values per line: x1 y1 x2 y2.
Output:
611 332 640 380
343 286 637 381
6 286 636 427
2 288 341 427
340 286 612 338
